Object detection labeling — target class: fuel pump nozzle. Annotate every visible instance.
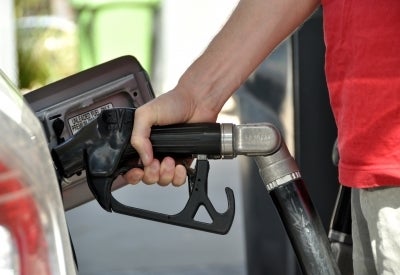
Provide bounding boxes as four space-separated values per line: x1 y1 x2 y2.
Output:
52 108 235 234
52 107 340 274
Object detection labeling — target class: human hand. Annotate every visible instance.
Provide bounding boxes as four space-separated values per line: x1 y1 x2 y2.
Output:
123 87 218 186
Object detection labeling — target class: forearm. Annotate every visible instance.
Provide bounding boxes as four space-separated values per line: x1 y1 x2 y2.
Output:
179 0 320 119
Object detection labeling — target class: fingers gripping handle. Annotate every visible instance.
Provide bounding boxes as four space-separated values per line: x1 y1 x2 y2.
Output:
52 107 235 234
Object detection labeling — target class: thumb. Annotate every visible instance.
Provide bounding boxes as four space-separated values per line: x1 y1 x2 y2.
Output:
131 104 156 167
131 90 194 166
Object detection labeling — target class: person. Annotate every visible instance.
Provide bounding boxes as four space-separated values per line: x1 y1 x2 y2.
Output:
124 0 400 274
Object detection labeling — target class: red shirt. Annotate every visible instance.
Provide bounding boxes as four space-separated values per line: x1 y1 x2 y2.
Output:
322 0 400 188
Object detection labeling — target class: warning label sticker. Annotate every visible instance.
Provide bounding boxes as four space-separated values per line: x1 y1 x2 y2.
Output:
68 103 113 135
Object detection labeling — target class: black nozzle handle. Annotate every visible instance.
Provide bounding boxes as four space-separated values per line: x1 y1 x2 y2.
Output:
151 123 222 156
51 120 98 178
120 122 222 164
52 108 223 179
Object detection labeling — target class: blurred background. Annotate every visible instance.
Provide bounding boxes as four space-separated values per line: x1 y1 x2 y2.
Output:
1 0 340 274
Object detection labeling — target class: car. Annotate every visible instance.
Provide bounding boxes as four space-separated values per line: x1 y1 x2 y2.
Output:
0 69 77 275
0 55 156 275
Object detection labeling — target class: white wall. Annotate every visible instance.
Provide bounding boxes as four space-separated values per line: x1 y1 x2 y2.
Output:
153 0 240 94
0 0 17 84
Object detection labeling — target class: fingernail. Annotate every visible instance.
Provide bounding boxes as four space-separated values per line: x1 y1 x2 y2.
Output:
165 158 174 171
131 175 141 184
128 172 142 184
150 160 159 172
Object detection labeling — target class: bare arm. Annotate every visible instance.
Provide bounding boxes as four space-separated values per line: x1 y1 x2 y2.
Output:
126 0 320 186
182 0 320 119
